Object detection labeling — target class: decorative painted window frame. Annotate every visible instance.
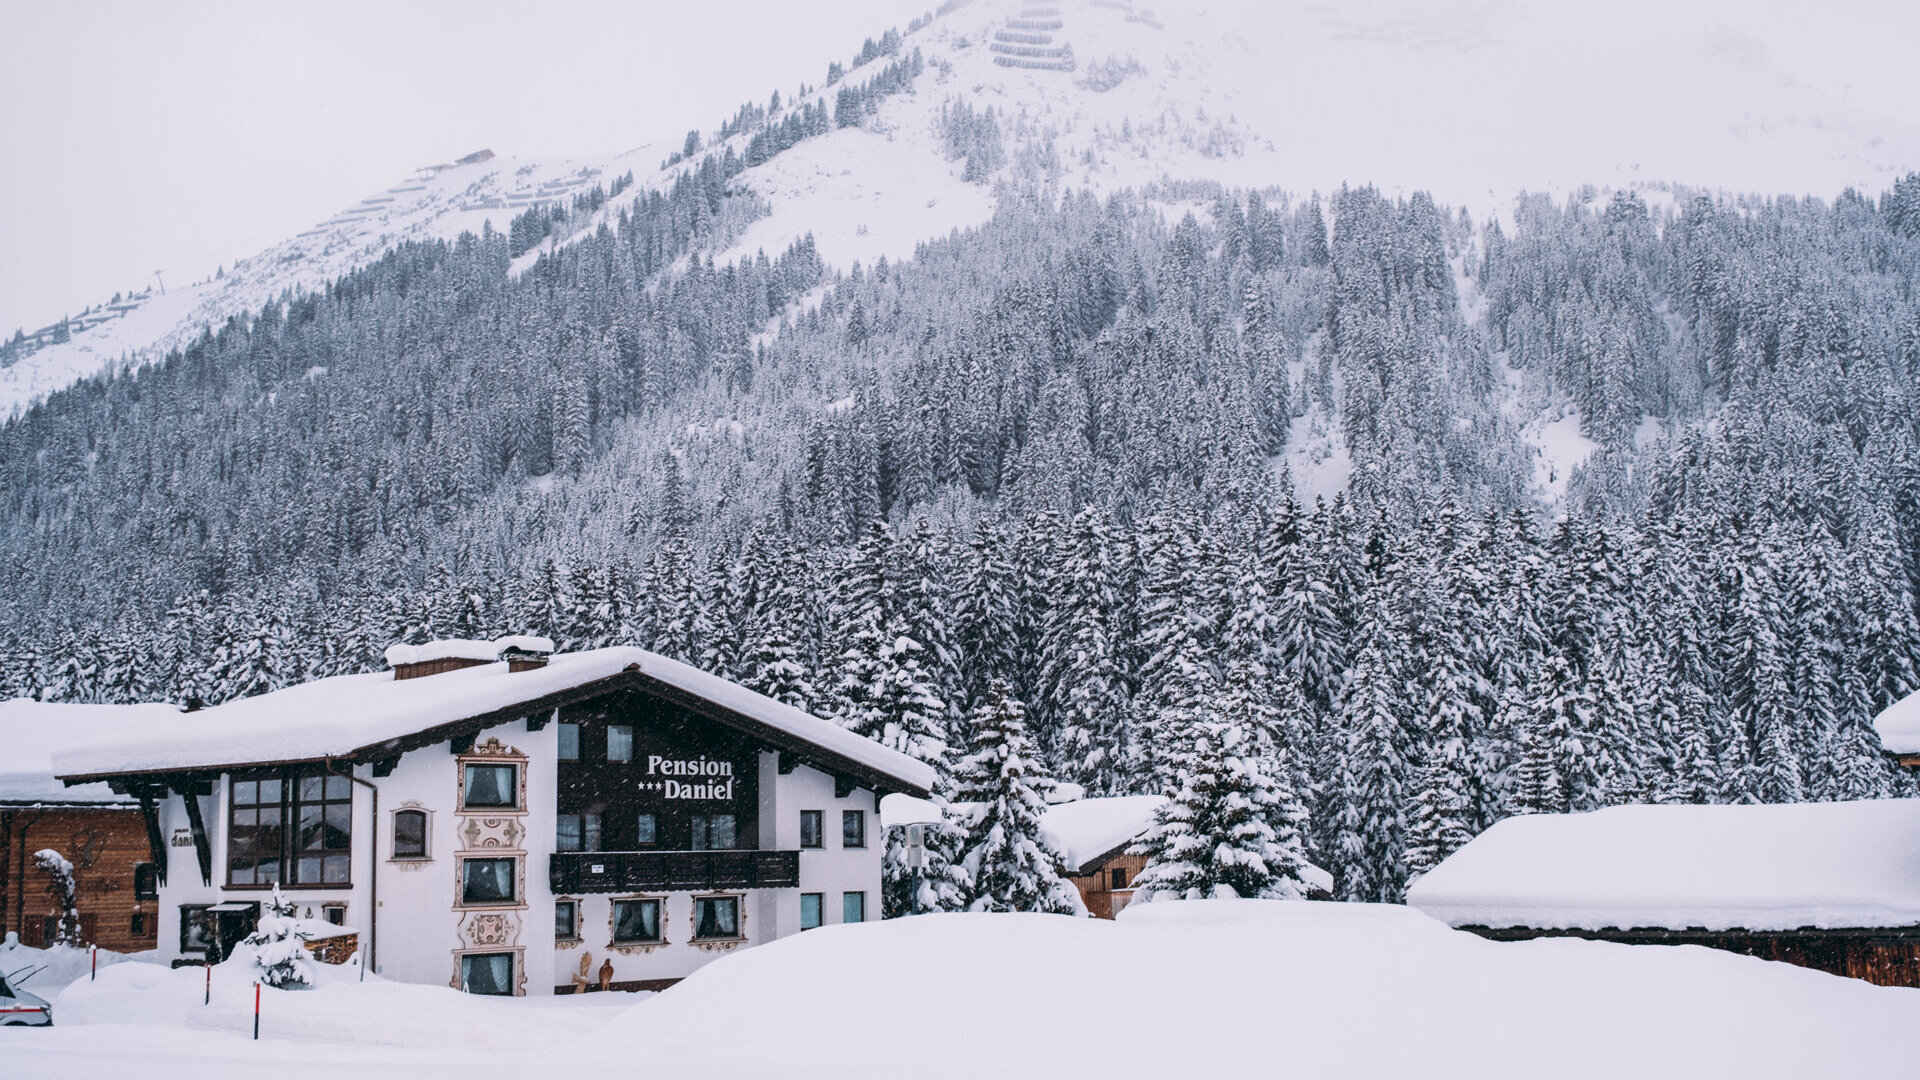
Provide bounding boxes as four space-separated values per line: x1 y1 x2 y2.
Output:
687 891 749 953
449 945 528 997
457 737 529 813
608 894 669 954
453 852 528 911
388 802 434 865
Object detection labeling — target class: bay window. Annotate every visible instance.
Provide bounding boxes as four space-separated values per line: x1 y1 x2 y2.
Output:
462 763 519 810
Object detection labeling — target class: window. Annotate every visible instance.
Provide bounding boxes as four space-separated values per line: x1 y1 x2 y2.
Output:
800 893 823 931
689 812 736 851
635 813 658 845
607 724 634 763
179 905 214 953
555 900 578 941
799 810 823 848
392 809 428 859
613 899 662 943
133 862 158 900
131 912 150 936
461 857 518 906
228 769 351 887
322 904 346 926
842 891 866 924
227 776 286 885
462 763 519 809
842 809 866 849
556 813 602 852
460 952 514 996
1110 867 1128 890
557 722 580 761
692 896 740 940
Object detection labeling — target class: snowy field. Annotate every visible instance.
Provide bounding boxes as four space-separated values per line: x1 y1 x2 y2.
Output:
6 900 1916 1079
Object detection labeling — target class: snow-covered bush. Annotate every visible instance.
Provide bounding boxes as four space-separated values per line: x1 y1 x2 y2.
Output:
238 886 318 989
32 849 83 947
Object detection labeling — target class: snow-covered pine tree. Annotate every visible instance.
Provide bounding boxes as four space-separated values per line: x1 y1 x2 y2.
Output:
1403 755 1475 883
952 682 1079 914
1130 714 1314 902
1333 612 1412 902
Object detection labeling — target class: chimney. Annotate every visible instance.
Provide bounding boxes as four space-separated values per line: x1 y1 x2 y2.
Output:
496 635 556 673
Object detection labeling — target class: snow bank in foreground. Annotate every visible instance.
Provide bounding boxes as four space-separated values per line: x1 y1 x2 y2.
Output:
587 901 1920 1080
52 953 641 1050
1407 799 1920 932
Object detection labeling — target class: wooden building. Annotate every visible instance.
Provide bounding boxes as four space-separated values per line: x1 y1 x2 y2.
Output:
51 638 933 995
1 699 185 953
1406 799 1920 988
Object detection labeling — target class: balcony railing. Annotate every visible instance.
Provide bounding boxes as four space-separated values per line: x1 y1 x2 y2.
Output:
549 850 801 894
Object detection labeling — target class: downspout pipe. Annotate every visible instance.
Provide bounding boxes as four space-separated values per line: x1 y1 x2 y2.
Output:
324 758 377 981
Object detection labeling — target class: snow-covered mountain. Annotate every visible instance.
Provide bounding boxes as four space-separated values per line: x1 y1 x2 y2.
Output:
10 0 1916 422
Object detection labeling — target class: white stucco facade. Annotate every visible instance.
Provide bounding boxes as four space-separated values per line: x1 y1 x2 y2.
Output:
140 699 894 995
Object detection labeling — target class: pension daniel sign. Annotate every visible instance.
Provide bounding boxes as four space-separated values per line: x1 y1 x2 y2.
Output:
642 754 737 801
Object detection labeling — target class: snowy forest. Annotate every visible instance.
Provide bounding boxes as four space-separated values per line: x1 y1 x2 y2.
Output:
5 136 1920 902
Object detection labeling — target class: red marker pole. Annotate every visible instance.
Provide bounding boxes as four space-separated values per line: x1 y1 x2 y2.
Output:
204 963 211 1005
253 981 261 1040
90 945 97 981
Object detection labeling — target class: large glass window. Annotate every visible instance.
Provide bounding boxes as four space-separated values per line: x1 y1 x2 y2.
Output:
842 809 866 849
228 769 351 887
555 900 578 941
556 813 603 853
557 722 580 761
799 810 823 848
800 893 822 931
689 813 736 851
462 763 518 809
613 899 661 943
635 813 658 845
607 725 634 763
692 896 739 940
843 891 866 924
392 809 428 859
461 857 518 905
461 953 513 996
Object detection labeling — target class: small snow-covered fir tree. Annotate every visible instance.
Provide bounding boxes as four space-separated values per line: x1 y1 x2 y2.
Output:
242 885 318 989
952 682 1079 914
32 849 83 947
1130 716 1314 902
882 811 971 918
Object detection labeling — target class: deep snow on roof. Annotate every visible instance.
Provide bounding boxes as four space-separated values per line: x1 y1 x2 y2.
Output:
0 698 186 804
49 647 933 794
1872 688 1920 755
1041 795 1167 871
1407 799 1920 933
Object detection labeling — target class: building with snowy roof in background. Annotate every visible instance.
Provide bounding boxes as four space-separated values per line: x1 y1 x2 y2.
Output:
50 637 933 995
1405 799 1920 987
881 789 1332 919
1 699 186 954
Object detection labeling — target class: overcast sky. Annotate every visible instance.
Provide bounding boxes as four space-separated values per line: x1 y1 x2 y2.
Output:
0 0 922 334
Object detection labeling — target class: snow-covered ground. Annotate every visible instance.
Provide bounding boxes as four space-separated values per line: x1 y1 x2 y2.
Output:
8 900 1916 1079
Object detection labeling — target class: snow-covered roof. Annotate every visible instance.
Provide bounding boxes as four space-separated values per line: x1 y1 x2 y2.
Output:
1872 689 1920 756
1407 800 1920 933
51 647 934 796
0 698 186 805
1042 795 1168 872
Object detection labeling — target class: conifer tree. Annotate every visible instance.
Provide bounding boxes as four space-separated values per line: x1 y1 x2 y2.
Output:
952 683 1079 914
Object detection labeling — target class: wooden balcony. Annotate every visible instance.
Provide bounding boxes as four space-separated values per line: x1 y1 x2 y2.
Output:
549 850 801 893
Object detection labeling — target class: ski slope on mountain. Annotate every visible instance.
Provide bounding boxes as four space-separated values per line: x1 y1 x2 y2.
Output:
7 0 1918 422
